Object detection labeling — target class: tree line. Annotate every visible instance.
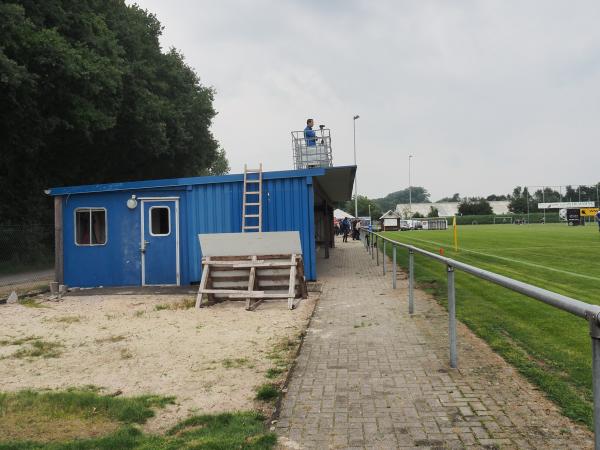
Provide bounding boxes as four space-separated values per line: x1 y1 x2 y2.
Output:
0 1 228 226
342 184 600 218
341 187 431 218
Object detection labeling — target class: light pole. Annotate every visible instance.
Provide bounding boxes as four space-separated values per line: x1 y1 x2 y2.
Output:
353 115 360 218
408 155 413 216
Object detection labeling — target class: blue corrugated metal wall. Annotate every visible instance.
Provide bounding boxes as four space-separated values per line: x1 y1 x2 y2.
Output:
62 189 182 287
186 175 316 282
61 174 317 287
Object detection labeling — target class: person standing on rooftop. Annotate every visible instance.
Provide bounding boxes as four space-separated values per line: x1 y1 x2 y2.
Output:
304 118 317 147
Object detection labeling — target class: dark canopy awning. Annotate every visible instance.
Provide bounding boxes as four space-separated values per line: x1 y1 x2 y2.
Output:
313 166 356 203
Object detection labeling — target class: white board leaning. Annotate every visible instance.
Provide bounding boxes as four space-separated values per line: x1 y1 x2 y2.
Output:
198 231 302 257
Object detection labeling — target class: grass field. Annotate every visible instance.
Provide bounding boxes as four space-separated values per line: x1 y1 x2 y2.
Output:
381 223 600 428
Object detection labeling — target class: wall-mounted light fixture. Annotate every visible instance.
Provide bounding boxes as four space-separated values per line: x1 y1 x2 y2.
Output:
127 195 138 210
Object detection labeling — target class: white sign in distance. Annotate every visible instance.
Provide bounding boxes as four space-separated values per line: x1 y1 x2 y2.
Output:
537 201 595 209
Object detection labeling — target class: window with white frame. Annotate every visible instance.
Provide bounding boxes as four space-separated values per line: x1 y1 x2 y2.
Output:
75 208 107 245
150 206 170 236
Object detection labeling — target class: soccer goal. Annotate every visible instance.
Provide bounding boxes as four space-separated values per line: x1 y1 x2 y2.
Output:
493 216 513 224
419 218 448 230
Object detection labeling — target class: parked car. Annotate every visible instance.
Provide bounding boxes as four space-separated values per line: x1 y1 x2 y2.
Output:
399 219 423 231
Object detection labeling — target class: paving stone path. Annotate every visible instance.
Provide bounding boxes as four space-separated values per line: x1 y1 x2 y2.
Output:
276 238 593 449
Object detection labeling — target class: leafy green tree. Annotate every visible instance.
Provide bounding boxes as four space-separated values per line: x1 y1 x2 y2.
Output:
201 149 230 176
437 193 461 202
533 188 560 204
579 183 600 203
559 184 600 203
486 194 508 201
344 195 382 219
372 187 430 211
427 206 439 217
508 187 537 213
458 197 493 215
0 1 225 225
564 185 578 201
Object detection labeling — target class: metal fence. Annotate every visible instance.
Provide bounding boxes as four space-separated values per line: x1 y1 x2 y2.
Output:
361 228 600 449
0 225 54 300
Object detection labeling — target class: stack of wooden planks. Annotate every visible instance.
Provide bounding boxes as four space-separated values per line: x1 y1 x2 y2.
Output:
195 253 308 311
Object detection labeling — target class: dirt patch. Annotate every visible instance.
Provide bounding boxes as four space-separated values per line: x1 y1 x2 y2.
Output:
1 413 118 442
0 292 317 433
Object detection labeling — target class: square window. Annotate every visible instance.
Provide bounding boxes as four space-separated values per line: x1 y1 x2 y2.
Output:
150 207 170 236
75 210 90 245
75 208 107 246
91 210 106 244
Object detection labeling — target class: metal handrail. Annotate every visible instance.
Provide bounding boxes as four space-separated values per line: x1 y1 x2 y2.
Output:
361 228 600 448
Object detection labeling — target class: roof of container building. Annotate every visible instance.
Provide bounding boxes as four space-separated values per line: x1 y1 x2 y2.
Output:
379 209 402 220
46 165 356 203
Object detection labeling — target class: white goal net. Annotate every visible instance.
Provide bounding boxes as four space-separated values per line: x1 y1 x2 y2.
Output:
493 216 513 224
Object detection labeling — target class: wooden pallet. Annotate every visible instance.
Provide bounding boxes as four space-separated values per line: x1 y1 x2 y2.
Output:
195 254 308 311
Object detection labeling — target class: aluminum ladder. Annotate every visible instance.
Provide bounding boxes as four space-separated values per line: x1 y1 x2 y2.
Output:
242 163 263 232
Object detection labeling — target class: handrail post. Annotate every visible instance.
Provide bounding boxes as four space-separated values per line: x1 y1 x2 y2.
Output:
448 264 457 368
383 240 386 275
588 316 600 450
376 236 379 266
371 234 374 259
408 250 414 314
392 245 397 289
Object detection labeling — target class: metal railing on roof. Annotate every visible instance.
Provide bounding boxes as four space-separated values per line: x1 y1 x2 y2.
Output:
291 128 333 169
360 227 600 449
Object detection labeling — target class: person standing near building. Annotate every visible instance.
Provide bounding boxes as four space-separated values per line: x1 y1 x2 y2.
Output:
353 219 361 240
342 217 350 242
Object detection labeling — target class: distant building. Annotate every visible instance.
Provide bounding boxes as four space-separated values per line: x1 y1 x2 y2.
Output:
395 201 510 217
379 210 402 231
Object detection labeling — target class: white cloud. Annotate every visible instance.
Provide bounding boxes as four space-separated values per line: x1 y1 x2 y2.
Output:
131 0 600 200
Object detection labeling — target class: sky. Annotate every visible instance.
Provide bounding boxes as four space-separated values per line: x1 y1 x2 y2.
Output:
130 0 600 201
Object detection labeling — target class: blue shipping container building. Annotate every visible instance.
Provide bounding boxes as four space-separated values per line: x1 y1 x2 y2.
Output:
47 166 355 288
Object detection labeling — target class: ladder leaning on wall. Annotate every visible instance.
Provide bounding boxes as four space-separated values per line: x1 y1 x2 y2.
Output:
242 163 263 232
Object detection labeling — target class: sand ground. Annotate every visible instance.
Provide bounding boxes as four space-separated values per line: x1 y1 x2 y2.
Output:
0 291 317 432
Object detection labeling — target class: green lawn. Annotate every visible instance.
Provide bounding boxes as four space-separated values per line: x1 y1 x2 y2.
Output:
380 223 600 428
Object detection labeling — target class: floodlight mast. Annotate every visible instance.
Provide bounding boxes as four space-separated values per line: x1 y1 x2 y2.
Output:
542 189 545 223
353 115 360 218
408 155 413 216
